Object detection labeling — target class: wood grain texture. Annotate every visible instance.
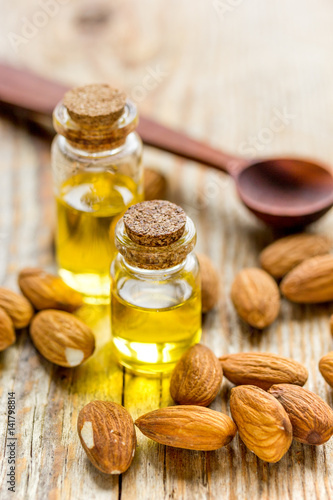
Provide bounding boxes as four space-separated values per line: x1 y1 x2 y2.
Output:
1 0 333 499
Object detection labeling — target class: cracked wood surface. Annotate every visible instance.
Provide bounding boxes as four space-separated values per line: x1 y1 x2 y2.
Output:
1 0 333 498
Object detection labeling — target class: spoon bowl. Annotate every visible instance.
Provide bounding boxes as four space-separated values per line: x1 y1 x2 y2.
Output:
236 158 333 227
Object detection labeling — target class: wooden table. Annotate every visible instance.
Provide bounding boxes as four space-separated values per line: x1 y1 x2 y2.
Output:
1 0 333 498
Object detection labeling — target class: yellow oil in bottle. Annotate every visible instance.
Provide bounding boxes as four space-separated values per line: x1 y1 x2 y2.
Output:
56 170 141 303
111 281 202 375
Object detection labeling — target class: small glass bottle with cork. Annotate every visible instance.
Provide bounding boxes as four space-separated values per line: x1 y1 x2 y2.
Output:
110 200 202 375
51 84 143 303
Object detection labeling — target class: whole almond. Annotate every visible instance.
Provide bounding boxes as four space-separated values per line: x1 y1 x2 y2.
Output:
170 344 223 406
230 385 292 463
144 168 167 201
280 254 333 303
220 352 308 390
30 310 95 367
135 406 236 451
0 307 16 351
18 267 83 312
197 253 219 313
0 287 34 329
268 384 333 445
78 401 136 474
260 234 330 278
231 268 280 328
319 352 333 387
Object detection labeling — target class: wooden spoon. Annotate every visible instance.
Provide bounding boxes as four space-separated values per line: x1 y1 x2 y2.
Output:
1 63 333 228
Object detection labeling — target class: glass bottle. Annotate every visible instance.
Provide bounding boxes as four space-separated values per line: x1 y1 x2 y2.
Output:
110 200 202 375
51 84 143 303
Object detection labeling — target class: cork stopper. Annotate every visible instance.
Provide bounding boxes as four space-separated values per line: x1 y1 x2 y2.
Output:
115 201 196 270
53 84 138 152
124 201 187 247
63 84 127 126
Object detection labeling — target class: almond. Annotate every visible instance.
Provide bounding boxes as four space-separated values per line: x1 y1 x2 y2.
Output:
280 254 333 303
230 385 292 463
268 384 333 445
231 268 280 328
77 401 136 474
135 406 236 451
30 310 95 367
319 352 333 387
197 253 219 313
260 234 330 278
219 352 308 390
18 267 83 312
0 307 16 351
144 168 167 201
170 344 223 406
0 287 34 329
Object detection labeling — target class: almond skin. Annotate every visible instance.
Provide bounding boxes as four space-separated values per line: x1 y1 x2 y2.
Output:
230 385 292 463
319 352 333 387
144 168 167 201
0 307 16 351
260 234 330 278
77 401 136 474
135 406 237 451
0 287 34 328
30 310 95 367
268 384 333 445
231 268 280 328
18 267 83 312
219 352 308 390
197 253 219 313
280 254 333 303
170 344 223 406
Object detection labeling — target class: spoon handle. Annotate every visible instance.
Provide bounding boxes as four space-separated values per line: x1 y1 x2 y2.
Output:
137 116 245 174
0 63 245 174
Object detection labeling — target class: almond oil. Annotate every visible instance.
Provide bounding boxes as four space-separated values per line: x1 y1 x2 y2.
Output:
51 84 143 303
111 277 201 374
111 200 202 375
56 170 141 302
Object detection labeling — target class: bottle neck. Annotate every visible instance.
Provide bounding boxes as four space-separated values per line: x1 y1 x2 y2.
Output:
56 131 141 162
119 253 190 278
53 98 138 153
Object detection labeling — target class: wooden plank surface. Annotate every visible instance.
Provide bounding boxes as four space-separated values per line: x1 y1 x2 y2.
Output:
1 0 333 498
